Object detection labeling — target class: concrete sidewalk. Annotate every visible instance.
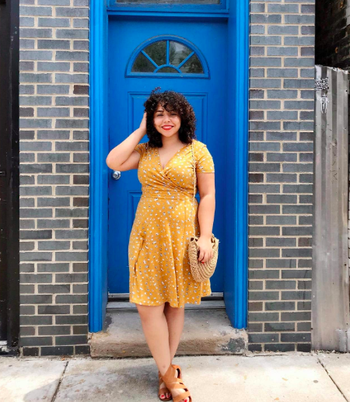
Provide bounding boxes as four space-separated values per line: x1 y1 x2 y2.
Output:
0 351 349 402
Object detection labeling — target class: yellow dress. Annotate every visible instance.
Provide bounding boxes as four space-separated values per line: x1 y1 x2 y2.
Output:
128 139 215 308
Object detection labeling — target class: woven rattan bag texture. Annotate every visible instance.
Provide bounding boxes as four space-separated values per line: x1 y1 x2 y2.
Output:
188 142 219 283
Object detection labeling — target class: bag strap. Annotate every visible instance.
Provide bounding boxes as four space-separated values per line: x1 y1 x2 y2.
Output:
191 142 197 240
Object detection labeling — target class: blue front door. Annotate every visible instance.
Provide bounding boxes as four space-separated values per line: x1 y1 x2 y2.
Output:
108 18 228 296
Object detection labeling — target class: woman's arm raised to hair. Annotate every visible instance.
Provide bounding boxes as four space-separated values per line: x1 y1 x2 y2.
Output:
105 112 147 171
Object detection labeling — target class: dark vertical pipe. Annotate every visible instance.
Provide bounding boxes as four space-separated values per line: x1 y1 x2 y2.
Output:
0 0 20 353
7 0 20 351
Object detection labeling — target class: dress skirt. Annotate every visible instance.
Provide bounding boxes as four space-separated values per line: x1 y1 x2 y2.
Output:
128 139 215 308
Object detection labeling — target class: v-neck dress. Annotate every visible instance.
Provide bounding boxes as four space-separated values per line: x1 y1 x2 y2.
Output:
128 139 215 308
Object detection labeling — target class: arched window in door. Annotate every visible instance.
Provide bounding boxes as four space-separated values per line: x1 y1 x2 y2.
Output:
126 35 209 78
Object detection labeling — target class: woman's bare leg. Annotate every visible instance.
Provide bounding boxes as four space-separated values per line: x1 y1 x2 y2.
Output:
164 302 185 360
136 302 188 402
163 303 188 402
136 303 172 399
136 303 171 372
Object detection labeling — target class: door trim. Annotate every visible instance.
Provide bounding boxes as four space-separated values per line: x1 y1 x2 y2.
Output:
89 0 249 332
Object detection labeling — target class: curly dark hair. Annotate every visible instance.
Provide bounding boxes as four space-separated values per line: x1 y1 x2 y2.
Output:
143 87 197 148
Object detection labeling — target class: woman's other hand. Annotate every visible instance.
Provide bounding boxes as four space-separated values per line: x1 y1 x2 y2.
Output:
196 236 213 263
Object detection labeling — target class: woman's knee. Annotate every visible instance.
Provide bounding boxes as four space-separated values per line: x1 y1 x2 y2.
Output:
136 303 165 323
165 303 185 315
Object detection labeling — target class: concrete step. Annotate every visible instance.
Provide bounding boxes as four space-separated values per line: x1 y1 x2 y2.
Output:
106 299 226 311
89 306 248 358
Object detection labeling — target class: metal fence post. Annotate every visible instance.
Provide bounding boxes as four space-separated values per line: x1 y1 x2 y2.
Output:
312 65 350 352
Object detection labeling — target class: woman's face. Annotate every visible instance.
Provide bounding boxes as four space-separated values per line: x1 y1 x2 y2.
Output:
153 103 181 138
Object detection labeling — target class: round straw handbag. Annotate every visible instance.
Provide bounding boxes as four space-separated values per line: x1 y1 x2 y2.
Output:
188 142 219 282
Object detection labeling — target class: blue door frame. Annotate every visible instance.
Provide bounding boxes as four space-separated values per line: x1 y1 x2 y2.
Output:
89 0 249 332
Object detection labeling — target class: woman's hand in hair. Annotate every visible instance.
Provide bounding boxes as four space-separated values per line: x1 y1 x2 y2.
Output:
139 111 147 135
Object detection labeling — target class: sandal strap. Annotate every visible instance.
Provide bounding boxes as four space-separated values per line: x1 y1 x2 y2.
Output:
169 382 187 390
173 390 191 402
158 379 169 393
171 364 182 379
162 364 177 385
162 364 192 402
158 374 171 396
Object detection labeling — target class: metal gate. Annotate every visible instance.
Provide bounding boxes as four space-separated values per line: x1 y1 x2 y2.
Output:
312 65 350 352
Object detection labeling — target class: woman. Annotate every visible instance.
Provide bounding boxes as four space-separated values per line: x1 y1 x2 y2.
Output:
106 88 216 402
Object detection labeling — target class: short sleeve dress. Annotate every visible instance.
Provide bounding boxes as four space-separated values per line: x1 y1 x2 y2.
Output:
128 139 215 308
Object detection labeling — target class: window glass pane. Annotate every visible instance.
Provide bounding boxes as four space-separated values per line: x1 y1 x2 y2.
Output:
144 41 167 66
180 54 203 73
169 41 192 66
156 66 178 73
131 53 155 72
130 39 205 75
116 0 220 4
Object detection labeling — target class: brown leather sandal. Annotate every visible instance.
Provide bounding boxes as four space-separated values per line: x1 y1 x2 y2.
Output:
172 364 183 380
162 364 192 402
158 370 172 401
158 364 183 401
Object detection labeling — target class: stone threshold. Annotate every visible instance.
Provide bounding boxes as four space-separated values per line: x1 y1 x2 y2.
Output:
89 302 248 358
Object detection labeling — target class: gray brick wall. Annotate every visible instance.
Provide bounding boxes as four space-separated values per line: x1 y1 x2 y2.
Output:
18 0 316 356
19 0 90 356
248 0 315 352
